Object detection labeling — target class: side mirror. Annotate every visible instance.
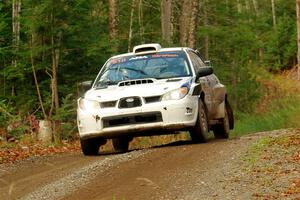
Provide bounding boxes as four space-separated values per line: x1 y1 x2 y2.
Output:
79 80 93 93
196 67 213 79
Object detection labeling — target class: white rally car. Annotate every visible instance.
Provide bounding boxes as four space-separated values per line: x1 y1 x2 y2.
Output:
77 44 234 155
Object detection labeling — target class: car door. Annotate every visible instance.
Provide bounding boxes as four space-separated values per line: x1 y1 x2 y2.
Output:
187 51 214 117
194 54 226 118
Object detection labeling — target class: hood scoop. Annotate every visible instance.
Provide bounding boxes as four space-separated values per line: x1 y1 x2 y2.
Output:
118 79 154 87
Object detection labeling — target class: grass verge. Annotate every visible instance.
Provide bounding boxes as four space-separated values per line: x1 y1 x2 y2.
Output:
232 98 300 137
231 68 300 137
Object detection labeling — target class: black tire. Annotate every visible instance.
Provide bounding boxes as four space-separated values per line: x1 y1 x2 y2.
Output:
213 106 230 139
189 100 209 143
226 101 234 129
112 137 130 152
80 138 105 155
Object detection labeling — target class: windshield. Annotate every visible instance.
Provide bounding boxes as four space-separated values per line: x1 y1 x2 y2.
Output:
94 51 191 88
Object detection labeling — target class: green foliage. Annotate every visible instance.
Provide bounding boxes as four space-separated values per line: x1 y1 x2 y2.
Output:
0 100 14 127
232 98 300 137
52 94 76 121
0 100 31 140
52 94 77 140
9 124 31 140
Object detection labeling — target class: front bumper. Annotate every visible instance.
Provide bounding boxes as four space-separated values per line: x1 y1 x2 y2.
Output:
77 96 198 139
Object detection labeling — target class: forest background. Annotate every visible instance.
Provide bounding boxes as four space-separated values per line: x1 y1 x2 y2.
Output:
0 0 299 142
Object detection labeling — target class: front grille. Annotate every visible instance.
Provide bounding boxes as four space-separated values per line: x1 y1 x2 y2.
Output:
119 97 142 108
102 112 162 128
100 101 117 108
144 96 161 103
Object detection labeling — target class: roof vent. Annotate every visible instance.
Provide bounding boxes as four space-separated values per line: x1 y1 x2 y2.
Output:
133 43 161 55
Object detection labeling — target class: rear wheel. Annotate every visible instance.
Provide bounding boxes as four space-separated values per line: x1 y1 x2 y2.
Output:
190 100 209 143
213 106 230 139
80 138 106 155
112 137 130 152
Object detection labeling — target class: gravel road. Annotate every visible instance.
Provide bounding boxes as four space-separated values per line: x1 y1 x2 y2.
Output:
0 129 299 200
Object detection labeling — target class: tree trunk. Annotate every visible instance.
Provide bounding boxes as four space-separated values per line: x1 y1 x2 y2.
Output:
12 0 21 96
252 0 259 17
128 0 138 52
49 6 61 143
50 46 61 143
188 0 200 49
12 0 21 61
297 0 300 80
52 49 60 113
138 0 145 43
179 0 191 46
49 8 60 118
237 0 242 13
109 0 119 52
161 0 172 44
251 0 263 63
30 34 47 119
271 0 277 29
179 0 199 48
204 0 209 59
170 0 178 41
245 0 250 11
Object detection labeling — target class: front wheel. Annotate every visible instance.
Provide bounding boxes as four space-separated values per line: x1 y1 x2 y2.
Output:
189 100 209 143
112 137 130 152
80 138 106 155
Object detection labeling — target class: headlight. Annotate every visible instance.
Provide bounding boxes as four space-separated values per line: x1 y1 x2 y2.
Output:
79 98 100 110
162 87 189 101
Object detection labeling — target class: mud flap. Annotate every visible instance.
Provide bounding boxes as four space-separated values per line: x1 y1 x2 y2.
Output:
226 101 234 129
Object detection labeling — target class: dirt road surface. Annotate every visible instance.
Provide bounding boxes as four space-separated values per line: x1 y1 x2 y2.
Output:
0 130 299 200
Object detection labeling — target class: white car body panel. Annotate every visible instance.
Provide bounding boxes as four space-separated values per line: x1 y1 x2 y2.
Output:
77 77 199 139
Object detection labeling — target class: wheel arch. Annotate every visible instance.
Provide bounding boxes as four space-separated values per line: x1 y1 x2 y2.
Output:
199 91 210 128
199 92 209 113
225 94 234 129
200 91 205 102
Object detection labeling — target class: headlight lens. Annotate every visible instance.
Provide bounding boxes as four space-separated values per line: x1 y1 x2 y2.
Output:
162 87 189 101
79 98 100 110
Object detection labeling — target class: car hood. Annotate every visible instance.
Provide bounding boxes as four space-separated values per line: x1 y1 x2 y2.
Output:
84 77 192 102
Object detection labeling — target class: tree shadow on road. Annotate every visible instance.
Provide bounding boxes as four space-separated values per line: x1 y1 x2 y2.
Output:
97 135 230 156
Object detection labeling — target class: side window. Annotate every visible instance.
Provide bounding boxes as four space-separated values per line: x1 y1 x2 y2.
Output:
188 51 199 73
196 56 205 68
193 52 206 68
187 51 206 74
188 51 198 72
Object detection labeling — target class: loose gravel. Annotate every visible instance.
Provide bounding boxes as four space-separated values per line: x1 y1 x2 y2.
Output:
20 149 151 200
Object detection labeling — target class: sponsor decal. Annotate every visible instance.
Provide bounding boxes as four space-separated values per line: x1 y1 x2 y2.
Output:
151 54 179 58
129 56 148 61
110 58 127 64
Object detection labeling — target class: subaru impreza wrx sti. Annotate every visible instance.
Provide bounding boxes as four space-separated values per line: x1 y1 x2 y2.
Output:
77 44 234 155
